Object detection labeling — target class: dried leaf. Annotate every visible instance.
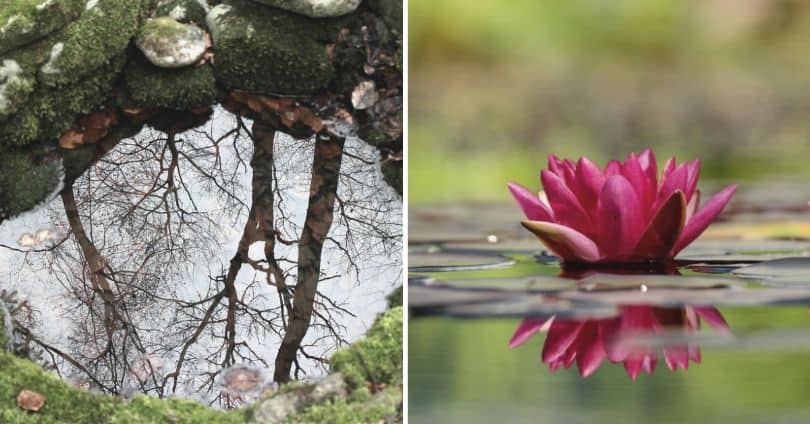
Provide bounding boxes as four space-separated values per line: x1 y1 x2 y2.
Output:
17 390 45 412
58 131 84 150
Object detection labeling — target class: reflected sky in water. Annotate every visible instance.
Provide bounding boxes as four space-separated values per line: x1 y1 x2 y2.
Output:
0 107 401 406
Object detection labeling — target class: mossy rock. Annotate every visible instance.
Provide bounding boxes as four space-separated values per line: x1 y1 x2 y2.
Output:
0 0 84 54
329 307 403 390
125 55 217 110
0 29 78 124
365 0 402 30
36 0 150 87
207 0 346 95
0 150 61 224
0 349 246 423
0 53 124 147
155 0 207 25
381 160 402 196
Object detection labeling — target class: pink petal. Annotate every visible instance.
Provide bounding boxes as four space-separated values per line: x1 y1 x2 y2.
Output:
686 190 701 223
638 148 657 178
575 157 605 214
508 182 554 221
522 220 601 263
576 324 606 377
673 185 737 254
548 154 563 176
508 318 553 348
541 170 594 235
632 190 686 259
694 307 731 334
685 159 701 201
658 162 689 206
624 357 643 380
664 345 690 371
620 153 652 213
597 175 644 258
605 160 621 177
688 343 702 363
542 321 585 363
661 157 676 182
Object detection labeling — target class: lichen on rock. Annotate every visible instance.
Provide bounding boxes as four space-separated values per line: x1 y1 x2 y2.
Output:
0 53 124 148
0 0 84 54
135 16 206 68
249 0 361 18
155 0 207 25
36 0 150 87
207 0 345 95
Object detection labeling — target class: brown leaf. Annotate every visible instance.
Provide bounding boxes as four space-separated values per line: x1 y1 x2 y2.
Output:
58 130 85 150
17 390 45 412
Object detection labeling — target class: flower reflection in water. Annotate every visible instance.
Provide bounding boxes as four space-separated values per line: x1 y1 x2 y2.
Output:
509 305 730 379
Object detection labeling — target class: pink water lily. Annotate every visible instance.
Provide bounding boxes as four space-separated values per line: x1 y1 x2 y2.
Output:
508 149 737 264
509 305 730 379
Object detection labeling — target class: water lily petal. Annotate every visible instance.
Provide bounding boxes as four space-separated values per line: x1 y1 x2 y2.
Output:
625 357 644 381
638 148 657 177
632 190 686 259
508 182 554 221
576 323 606 377
604 160 621 177
686 190 701 223
542 321 585 363
575 157 605 214
620 153 651 209
658 162 689 206
597 175 644 258
541 170 594 234
522 220 601 262
548 154 563 176
673 185 737 254
664 345 690 371
694 307 731 334
661 157 676 183
508 317 553 348
685 159 701 200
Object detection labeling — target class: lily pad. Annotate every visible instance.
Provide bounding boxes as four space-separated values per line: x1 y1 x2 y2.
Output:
445 297 618 320
425 275 574 293
441 237 544 254
732 258 810 287
409 252 515 273
560 287 810 307
676 239 810 262
578 273 739 291
409 285 518 313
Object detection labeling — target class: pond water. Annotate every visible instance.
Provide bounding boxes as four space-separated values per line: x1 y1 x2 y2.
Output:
408 187 810 424
0 107 402 407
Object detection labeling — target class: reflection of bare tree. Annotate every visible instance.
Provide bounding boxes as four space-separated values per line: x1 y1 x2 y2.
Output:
2 108 400 406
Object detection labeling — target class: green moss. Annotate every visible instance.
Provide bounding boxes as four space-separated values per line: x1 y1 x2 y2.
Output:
283 398 393 424
0 349 245 423
0 150 61 221
124 55 217 110
0 0 84 54
329 307 403 390
365 0 402 31
0 53 124 147
386 286 402 308
37 0 149 87
381 160 402 196
208 0 343 94
155 0 207 25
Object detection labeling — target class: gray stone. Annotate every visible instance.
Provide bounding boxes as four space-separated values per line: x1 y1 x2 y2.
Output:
135 17 206 68
251 373 348 423
250 0 361 18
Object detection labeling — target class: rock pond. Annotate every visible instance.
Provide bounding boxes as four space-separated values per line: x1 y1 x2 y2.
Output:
0 0 402 422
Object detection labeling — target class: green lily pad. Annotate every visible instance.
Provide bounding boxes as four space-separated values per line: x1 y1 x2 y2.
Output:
732 258 810 287
425 275 574 293
409 252 515 273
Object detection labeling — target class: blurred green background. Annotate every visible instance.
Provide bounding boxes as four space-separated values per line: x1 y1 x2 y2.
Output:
409 0 810 204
